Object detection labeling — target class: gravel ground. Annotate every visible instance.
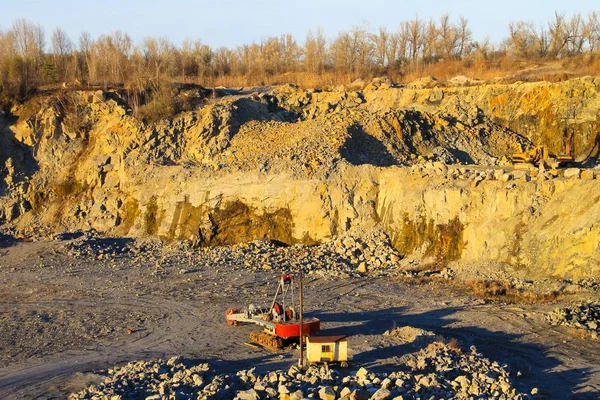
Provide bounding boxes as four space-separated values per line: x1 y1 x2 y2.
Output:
0 238 599 399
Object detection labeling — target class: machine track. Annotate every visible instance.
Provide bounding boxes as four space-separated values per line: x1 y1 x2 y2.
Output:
249 331 283 350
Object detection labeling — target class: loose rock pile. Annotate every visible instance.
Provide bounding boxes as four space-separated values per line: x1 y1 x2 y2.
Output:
382 326 436 347
412 162 598 185
63 230 411 279
319 231 403 276
69 339 525 399
202 231 405 278
547 302 600 339
400 342 523 399
65 236 136 259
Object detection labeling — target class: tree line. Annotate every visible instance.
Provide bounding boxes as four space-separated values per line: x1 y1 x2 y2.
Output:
1 11 599 104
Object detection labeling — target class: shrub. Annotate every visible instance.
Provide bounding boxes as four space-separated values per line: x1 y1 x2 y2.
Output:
136 86 178 124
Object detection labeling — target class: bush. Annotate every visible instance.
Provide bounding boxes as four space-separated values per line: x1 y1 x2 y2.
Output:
465 279 561 303
136 86 178 124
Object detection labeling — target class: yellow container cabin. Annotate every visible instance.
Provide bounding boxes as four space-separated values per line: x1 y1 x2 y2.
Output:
306 335 348 367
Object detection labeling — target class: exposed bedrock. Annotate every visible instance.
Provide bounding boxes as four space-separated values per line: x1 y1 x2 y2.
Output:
1 77 600 279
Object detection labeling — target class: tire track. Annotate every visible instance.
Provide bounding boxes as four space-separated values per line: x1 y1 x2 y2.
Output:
0 295 204 397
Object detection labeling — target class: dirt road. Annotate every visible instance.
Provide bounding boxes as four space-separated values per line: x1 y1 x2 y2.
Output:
0 240 599 399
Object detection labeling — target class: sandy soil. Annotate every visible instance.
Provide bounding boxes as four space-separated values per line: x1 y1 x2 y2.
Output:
0 239 599 399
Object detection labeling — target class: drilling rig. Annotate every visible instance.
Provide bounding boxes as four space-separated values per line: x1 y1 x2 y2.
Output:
225 273 320 350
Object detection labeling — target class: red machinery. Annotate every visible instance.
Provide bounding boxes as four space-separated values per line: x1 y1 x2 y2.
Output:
225 273 320 349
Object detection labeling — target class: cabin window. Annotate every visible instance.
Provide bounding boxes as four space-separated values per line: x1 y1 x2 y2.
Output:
321 345 331 353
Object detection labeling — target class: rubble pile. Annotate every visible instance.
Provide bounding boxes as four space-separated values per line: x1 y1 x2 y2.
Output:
192 231 405 278
65 236 136 259
69 342 526 400
547 302 600 339
412 162 598 184
314 231 403 276
62 230 410 279
382 326 436 346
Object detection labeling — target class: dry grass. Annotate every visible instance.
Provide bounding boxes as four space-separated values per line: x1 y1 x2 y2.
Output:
446 337 462 352
209 55 600 90
434 335 463 353
397 55 600 84
567 327 590 340
211 71 375 89
466 279 561 304
18 57 596 104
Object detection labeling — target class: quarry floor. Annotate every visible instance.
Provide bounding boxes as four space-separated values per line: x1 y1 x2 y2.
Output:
0 240 599 399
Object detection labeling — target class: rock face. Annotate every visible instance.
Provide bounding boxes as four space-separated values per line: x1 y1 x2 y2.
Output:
1 78 600 279
377 168 600 278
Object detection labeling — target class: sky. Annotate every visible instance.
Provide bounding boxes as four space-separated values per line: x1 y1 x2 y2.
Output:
2 0 599 48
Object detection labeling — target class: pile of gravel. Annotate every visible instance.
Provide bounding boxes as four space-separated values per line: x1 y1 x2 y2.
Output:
400 342 522 398
63 229 411 279
382 326 436 346
547 302 600 339
69 341 526 399
59 229 450 282
200 231 410 279
65 236 136 259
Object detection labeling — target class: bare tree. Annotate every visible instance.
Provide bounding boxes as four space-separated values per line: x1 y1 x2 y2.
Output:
406 16 424 65
584 12 600 53
280 33 301 71
386 31 401 70
423 19 438 62
0 29 18 94
473 36 493 60
142 36 175 88
11 18 45 90
213 47 233 77
548 12 569 57
566 13 585 55
195 42 214 79
91 31 132 87
508 21 535 59
396 24 410 65
457 17 472 57
178 39 194 80
350 24 374 74
2 11 600 101
303 28 327 73
371 26 389 69
331 31 353 73
78 32 92 83
438 14 458 59
531 25 550 58
51 27 73 81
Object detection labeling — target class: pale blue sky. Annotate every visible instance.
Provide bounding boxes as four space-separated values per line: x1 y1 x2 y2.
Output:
2 0 599 48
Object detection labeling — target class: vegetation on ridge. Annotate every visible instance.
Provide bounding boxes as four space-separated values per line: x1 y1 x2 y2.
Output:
1 11 600 109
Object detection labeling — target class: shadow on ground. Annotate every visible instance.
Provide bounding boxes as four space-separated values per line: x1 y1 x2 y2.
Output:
340 124 399 167
310 306 597 399
0 233 19 249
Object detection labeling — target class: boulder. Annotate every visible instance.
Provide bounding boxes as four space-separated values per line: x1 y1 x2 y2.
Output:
564 168 581 179
356 367 369 381
290 390 304 400
319 386 336 400
581 169 594 180
500 173 512 182
371 388 392 400
238 389 260 400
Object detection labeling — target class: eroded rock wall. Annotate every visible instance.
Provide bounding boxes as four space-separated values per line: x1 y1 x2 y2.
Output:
360 77 600 160
376 169 600 279
1 79 600 279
